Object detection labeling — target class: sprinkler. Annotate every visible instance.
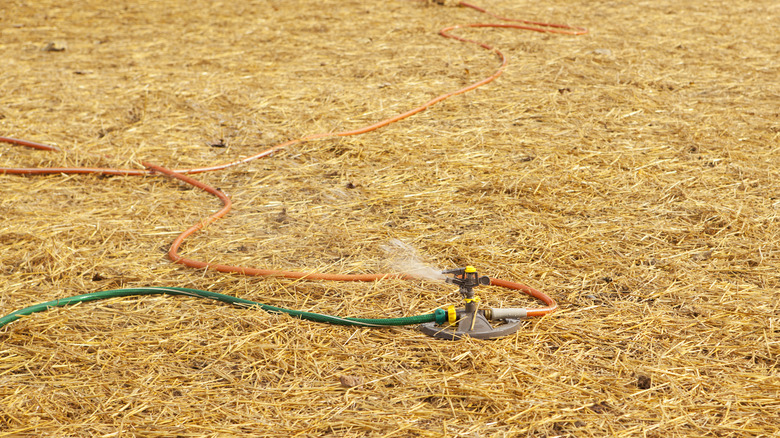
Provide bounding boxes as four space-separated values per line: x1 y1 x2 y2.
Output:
419 266 526 340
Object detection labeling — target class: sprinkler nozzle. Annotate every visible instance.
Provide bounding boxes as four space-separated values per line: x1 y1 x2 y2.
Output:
442 265 490 298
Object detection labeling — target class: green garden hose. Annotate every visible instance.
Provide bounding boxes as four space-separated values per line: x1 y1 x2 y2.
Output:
0 287 447 330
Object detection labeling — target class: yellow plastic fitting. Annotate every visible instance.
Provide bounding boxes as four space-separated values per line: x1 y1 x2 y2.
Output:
465 265 477 273
447 305 457 324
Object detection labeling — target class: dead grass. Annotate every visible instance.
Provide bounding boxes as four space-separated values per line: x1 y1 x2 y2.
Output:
1 0 778 436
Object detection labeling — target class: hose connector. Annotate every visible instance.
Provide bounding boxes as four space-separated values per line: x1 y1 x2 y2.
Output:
433 308 448 325
484 307 527 321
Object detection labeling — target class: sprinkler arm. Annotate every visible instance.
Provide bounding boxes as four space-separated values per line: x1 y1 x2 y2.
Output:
442 266 490 298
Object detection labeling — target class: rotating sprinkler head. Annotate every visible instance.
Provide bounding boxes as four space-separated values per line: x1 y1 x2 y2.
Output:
419 266 525 340
442 265 491 299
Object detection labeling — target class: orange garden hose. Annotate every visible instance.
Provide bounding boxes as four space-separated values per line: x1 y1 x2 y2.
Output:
1 2 585 320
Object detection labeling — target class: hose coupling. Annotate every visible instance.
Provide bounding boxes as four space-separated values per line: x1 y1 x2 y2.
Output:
483 307 528 321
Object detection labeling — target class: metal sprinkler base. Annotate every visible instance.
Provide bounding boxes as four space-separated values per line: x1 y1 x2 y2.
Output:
418 312 522 340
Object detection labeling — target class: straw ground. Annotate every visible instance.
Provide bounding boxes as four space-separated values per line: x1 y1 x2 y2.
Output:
1 0 778 436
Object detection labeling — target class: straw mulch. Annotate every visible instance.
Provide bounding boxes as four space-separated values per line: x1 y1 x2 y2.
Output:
1 0 778 436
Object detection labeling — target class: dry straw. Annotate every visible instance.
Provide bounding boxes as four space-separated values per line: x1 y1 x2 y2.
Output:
1 0 778 436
